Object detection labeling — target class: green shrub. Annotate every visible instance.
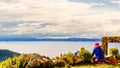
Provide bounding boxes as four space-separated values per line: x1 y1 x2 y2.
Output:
63 51 74 58
77 47 92 62
0 56 21 68
61 51 84 65
109 47 119 56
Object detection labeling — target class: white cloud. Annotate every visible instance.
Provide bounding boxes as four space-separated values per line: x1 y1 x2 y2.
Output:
0 0 92 20
111 0 120 4
5 19 120 38
0 0 118 21
0 0 120 38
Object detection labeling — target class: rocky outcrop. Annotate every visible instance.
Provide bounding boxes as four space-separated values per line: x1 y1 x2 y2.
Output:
19 53 54 68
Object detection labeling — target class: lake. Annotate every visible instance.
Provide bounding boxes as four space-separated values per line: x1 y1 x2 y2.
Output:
0 41 120 57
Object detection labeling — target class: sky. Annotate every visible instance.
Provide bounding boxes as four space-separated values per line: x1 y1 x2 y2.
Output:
0 0 120 38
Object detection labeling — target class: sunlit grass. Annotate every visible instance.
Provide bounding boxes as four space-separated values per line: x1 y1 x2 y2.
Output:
72 64 119 68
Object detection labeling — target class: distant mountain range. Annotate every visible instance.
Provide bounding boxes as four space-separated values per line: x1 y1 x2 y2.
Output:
0 37 100 41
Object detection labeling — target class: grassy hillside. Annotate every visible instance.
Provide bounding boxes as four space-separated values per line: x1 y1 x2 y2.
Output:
0 49 20 61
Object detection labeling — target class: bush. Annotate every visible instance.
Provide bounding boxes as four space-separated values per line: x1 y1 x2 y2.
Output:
109 47 119 56
77 47 92 62
0 56 21 68
60 51 83 65
63 51 74 58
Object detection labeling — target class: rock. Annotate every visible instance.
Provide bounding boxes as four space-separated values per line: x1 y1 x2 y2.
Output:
19 53 54 68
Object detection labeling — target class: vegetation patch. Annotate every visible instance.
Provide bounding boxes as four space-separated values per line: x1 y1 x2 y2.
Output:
1 47 120 68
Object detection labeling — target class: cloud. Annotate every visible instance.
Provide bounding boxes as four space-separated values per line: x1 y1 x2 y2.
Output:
110 0 120 4
0 0 120 38
0 0 92 20
2 19 120 38
0 0 118 21
0 0 20 4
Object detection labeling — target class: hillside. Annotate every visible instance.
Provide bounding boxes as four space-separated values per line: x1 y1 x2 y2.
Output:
0 49 20 61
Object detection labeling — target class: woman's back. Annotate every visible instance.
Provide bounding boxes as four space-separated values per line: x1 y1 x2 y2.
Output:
93 47 105 59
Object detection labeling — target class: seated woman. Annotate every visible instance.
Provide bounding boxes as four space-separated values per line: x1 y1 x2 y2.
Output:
92 43 106 63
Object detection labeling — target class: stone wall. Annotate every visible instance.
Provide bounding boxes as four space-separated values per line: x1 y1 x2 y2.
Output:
102 36 120 55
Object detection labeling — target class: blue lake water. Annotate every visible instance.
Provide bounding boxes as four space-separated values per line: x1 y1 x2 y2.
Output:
0 41 120 57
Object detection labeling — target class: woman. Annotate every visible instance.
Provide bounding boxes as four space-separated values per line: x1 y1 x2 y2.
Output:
92 43 106 63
